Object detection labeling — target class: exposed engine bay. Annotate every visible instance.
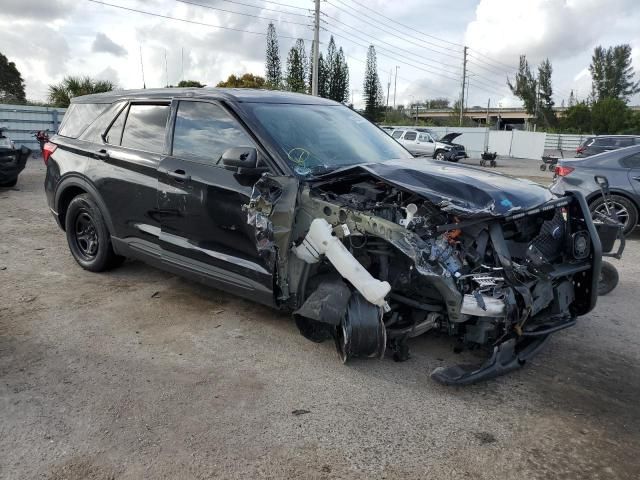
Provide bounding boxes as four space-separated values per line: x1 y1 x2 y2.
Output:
277 170 601 385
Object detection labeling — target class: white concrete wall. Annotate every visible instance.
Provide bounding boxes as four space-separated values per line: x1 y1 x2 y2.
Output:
510 130 546 159
425 126 547 159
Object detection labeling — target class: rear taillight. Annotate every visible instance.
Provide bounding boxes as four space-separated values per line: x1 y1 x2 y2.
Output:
42 142 57 165
555 165 575 177
576 146 585 154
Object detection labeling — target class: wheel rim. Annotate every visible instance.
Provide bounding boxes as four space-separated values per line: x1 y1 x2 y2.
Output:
436 152 445 160
74 211 99 259
594 201 630 228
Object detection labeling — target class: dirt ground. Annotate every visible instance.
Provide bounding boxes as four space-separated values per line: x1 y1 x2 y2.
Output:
1 160 639 479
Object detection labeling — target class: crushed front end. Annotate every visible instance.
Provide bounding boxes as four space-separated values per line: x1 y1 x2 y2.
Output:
287 170 601 385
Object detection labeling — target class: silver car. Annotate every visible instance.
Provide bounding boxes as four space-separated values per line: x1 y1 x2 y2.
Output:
391 128 467 162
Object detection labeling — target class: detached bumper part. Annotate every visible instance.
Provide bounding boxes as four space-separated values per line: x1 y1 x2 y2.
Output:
430 335 551 386
293 218 391 308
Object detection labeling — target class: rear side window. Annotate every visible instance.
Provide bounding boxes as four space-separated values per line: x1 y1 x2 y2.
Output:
404 132 417 141
615 138 634 147
172 101 254 163
58 103 107 138
120 104 170 153
620 152 640 168
79 102 126 143
392 130 404 139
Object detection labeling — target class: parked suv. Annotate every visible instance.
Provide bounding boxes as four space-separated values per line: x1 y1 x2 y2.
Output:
0 129 30 187
45 88 600 385
576 135 640 157
391 128 467 161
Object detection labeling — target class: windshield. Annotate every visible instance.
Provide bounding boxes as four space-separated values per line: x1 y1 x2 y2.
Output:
245 103 412 176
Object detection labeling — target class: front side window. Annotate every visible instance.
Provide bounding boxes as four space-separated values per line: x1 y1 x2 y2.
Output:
418 133 432 142
172 101 254 162
120 104 170 153
403 132 417 141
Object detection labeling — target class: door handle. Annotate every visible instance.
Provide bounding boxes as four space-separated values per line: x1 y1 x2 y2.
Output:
96 148 109 160
167 169 190 182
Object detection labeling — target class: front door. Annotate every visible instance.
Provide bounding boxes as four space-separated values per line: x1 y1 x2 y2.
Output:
157 99 279 305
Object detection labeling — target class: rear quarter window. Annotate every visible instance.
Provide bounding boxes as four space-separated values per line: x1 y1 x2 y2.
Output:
58 103 108 138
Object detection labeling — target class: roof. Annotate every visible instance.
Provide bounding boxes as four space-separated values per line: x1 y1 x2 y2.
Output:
72 88 340 106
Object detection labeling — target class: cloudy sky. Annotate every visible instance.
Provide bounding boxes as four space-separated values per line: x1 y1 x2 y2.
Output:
2 0 640 108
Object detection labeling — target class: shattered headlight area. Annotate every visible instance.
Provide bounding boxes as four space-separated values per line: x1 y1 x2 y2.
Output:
286 175 600 386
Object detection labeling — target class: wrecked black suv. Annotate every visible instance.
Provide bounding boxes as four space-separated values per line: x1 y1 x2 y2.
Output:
45 89 601 385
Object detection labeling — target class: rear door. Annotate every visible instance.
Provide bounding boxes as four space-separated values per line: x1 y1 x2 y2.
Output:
86 102 170 251
157 99 277 304
621 151 640 198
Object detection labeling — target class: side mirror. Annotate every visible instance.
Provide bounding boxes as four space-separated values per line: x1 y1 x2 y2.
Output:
222 147 267 175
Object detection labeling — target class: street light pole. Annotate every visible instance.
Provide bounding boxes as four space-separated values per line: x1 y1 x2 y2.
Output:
311 0 320 96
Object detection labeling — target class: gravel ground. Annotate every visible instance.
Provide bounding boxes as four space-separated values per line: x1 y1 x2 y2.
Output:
1 160 639 479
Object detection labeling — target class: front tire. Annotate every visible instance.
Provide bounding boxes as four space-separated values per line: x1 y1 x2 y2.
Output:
589 194 638 236
65 194 123 272
434 150 446 161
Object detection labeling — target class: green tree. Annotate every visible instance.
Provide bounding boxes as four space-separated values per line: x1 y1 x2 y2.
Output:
363 45 383 121
591 97 631 134
425 98 450 109
0 52 26 103
328 46 349 103
537 58 557 128
507 55 537 116
47 76 115 107
265 23 282 89
177 80 204 87
560 102 592 133
285 39 307 93
589 44 640 102
216 73 266 88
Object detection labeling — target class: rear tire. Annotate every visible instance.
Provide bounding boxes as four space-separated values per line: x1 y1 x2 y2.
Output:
65 194 124 272
589 195 638 236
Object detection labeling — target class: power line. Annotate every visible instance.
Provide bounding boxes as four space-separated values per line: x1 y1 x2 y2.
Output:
177 0 312 18
326 0 462 57
321 16 462 76
344 53 455 100
175 0 311 26
335 0 464 49
323 27 462 84
84 0 313 40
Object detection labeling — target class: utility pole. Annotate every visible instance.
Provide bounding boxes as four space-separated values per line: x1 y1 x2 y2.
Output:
485 98 490 126
459 46 467 127
311 0 320 96
393 66 399 109
181 47 184 83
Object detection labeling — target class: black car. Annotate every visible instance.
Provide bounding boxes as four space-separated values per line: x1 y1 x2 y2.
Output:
0 129 30 187
45 88 601 385
551 144 640 235
576 135 640 157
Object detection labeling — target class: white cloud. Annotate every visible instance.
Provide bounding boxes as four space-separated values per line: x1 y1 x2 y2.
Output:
92 33 127 57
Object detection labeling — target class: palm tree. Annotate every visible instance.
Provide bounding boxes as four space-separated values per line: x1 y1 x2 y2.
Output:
48 76 115 107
